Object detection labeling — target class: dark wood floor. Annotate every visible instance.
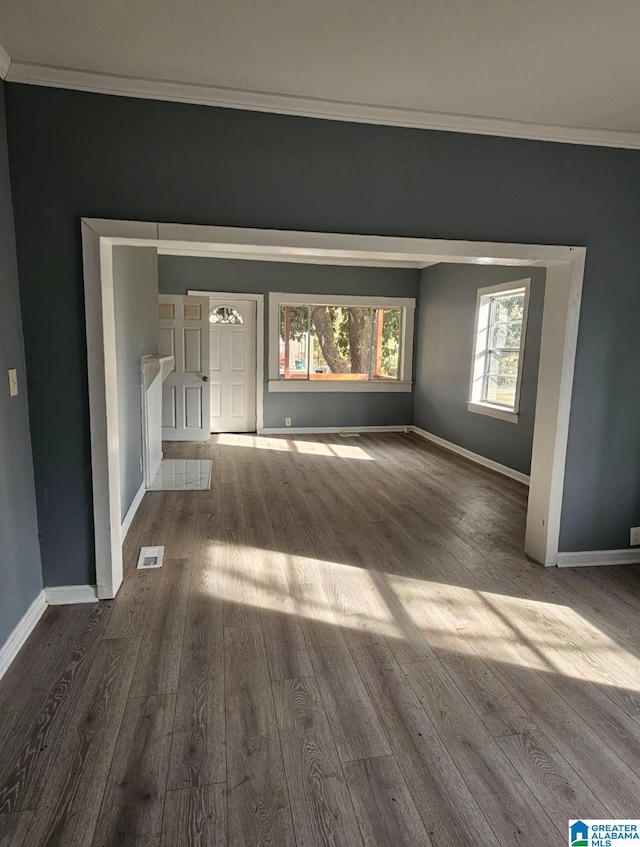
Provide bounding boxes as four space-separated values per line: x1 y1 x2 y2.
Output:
2 432 640 846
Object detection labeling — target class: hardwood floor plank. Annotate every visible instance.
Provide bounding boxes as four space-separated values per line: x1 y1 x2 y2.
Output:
218 532 263 630
103 573 158 640
452 616 640 817
3 434 640 847
480 564 640 718
220 482 249 533
0 606 82 714
345 636 500 847
273 676 363 846
435 650 538 739
532 670 640 781
0 811 34 847
326 544 438 666
253 547 314 682
343 755 432 847
225 625 294 846
22 637 141 847
91 693 176 846
168 570 225 790
128 558 190 698
0 714 23 765
286 555 392 763
0 603 112 814
403 660 562 846
160 785 226 847
161 506 199 558
497 729 612 821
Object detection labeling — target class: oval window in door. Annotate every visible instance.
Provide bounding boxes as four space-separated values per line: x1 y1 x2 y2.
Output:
209 306 244 325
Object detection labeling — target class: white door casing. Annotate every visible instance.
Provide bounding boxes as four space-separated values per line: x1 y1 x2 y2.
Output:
159 295 211 441
209 298 257 432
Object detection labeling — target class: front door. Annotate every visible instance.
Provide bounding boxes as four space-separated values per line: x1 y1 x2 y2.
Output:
159 295 211 441
208 298 257 432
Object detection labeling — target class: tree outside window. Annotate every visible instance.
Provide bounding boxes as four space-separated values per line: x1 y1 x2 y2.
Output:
279 304 402 382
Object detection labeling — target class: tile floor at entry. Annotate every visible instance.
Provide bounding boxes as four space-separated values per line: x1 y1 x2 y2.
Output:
147 458 212 491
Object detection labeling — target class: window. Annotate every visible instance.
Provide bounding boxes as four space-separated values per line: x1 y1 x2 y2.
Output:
269 293 415 392
209 305 244 324
468 279 530 422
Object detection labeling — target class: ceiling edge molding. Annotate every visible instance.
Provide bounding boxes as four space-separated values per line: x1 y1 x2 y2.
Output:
0 44 11 80
6 61 640 150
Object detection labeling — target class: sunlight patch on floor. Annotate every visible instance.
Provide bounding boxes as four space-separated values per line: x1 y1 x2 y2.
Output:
197 541 640 690
212 432 373 460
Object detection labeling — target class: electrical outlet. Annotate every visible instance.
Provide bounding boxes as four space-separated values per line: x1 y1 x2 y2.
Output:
8 368 18 397
285 417 292 427
631 527 640 547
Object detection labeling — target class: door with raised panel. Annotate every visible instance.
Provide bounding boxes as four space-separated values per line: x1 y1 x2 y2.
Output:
158 295 210 441
209 298 257 432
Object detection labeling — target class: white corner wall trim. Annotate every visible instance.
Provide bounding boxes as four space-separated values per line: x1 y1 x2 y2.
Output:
45 585 99 605
7 62 640 150
0 590 47 682
257 425 409 435
556 549 640 567
121 480 145 542
410 426 530 486
0 44 10 80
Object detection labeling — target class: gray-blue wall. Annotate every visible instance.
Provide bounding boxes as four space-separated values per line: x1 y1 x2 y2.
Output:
158 255 419 429
4 84 640 586
414 264 546 475
113 246 159 520
0 81 43 645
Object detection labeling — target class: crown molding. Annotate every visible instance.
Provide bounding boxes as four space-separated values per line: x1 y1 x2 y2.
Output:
6 61 640 150
0 44 11 79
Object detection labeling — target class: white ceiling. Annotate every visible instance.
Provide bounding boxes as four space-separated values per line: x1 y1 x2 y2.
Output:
1 0 640 145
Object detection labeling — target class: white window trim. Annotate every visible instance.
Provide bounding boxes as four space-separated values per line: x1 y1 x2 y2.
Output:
467 278 531 423
268 292 415 392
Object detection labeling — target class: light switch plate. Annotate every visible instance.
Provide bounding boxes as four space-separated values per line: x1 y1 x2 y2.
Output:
630 527 640 547
8 368 18 397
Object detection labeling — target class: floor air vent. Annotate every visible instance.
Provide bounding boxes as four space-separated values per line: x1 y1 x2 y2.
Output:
136 545 165 569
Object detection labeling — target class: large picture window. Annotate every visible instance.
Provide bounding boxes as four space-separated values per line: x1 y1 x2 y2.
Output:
269 294 415 392
468 279 530 422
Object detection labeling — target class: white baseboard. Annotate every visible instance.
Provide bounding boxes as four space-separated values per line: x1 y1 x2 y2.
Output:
121 480 146 542
556 549 640 567
257 425 409 435
0 590 47 682
410 426 530 486
45 585 99 605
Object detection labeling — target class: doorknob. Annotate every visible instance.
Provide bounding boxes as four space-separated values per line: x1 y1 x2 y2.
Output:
202 375 209 383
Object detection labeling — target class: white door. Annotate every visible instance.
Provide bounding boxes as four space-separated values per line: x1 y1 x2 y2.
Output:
159 295 211 441
209 299 257 432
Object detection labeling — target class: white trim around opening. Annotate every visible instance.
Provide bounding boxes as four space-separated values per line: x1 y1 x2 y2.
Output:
81 219 586 599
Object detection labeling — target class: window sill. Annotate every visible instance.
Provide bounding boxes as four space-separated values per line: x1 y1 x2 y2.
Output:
269 380 413 393
467 401 519 424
